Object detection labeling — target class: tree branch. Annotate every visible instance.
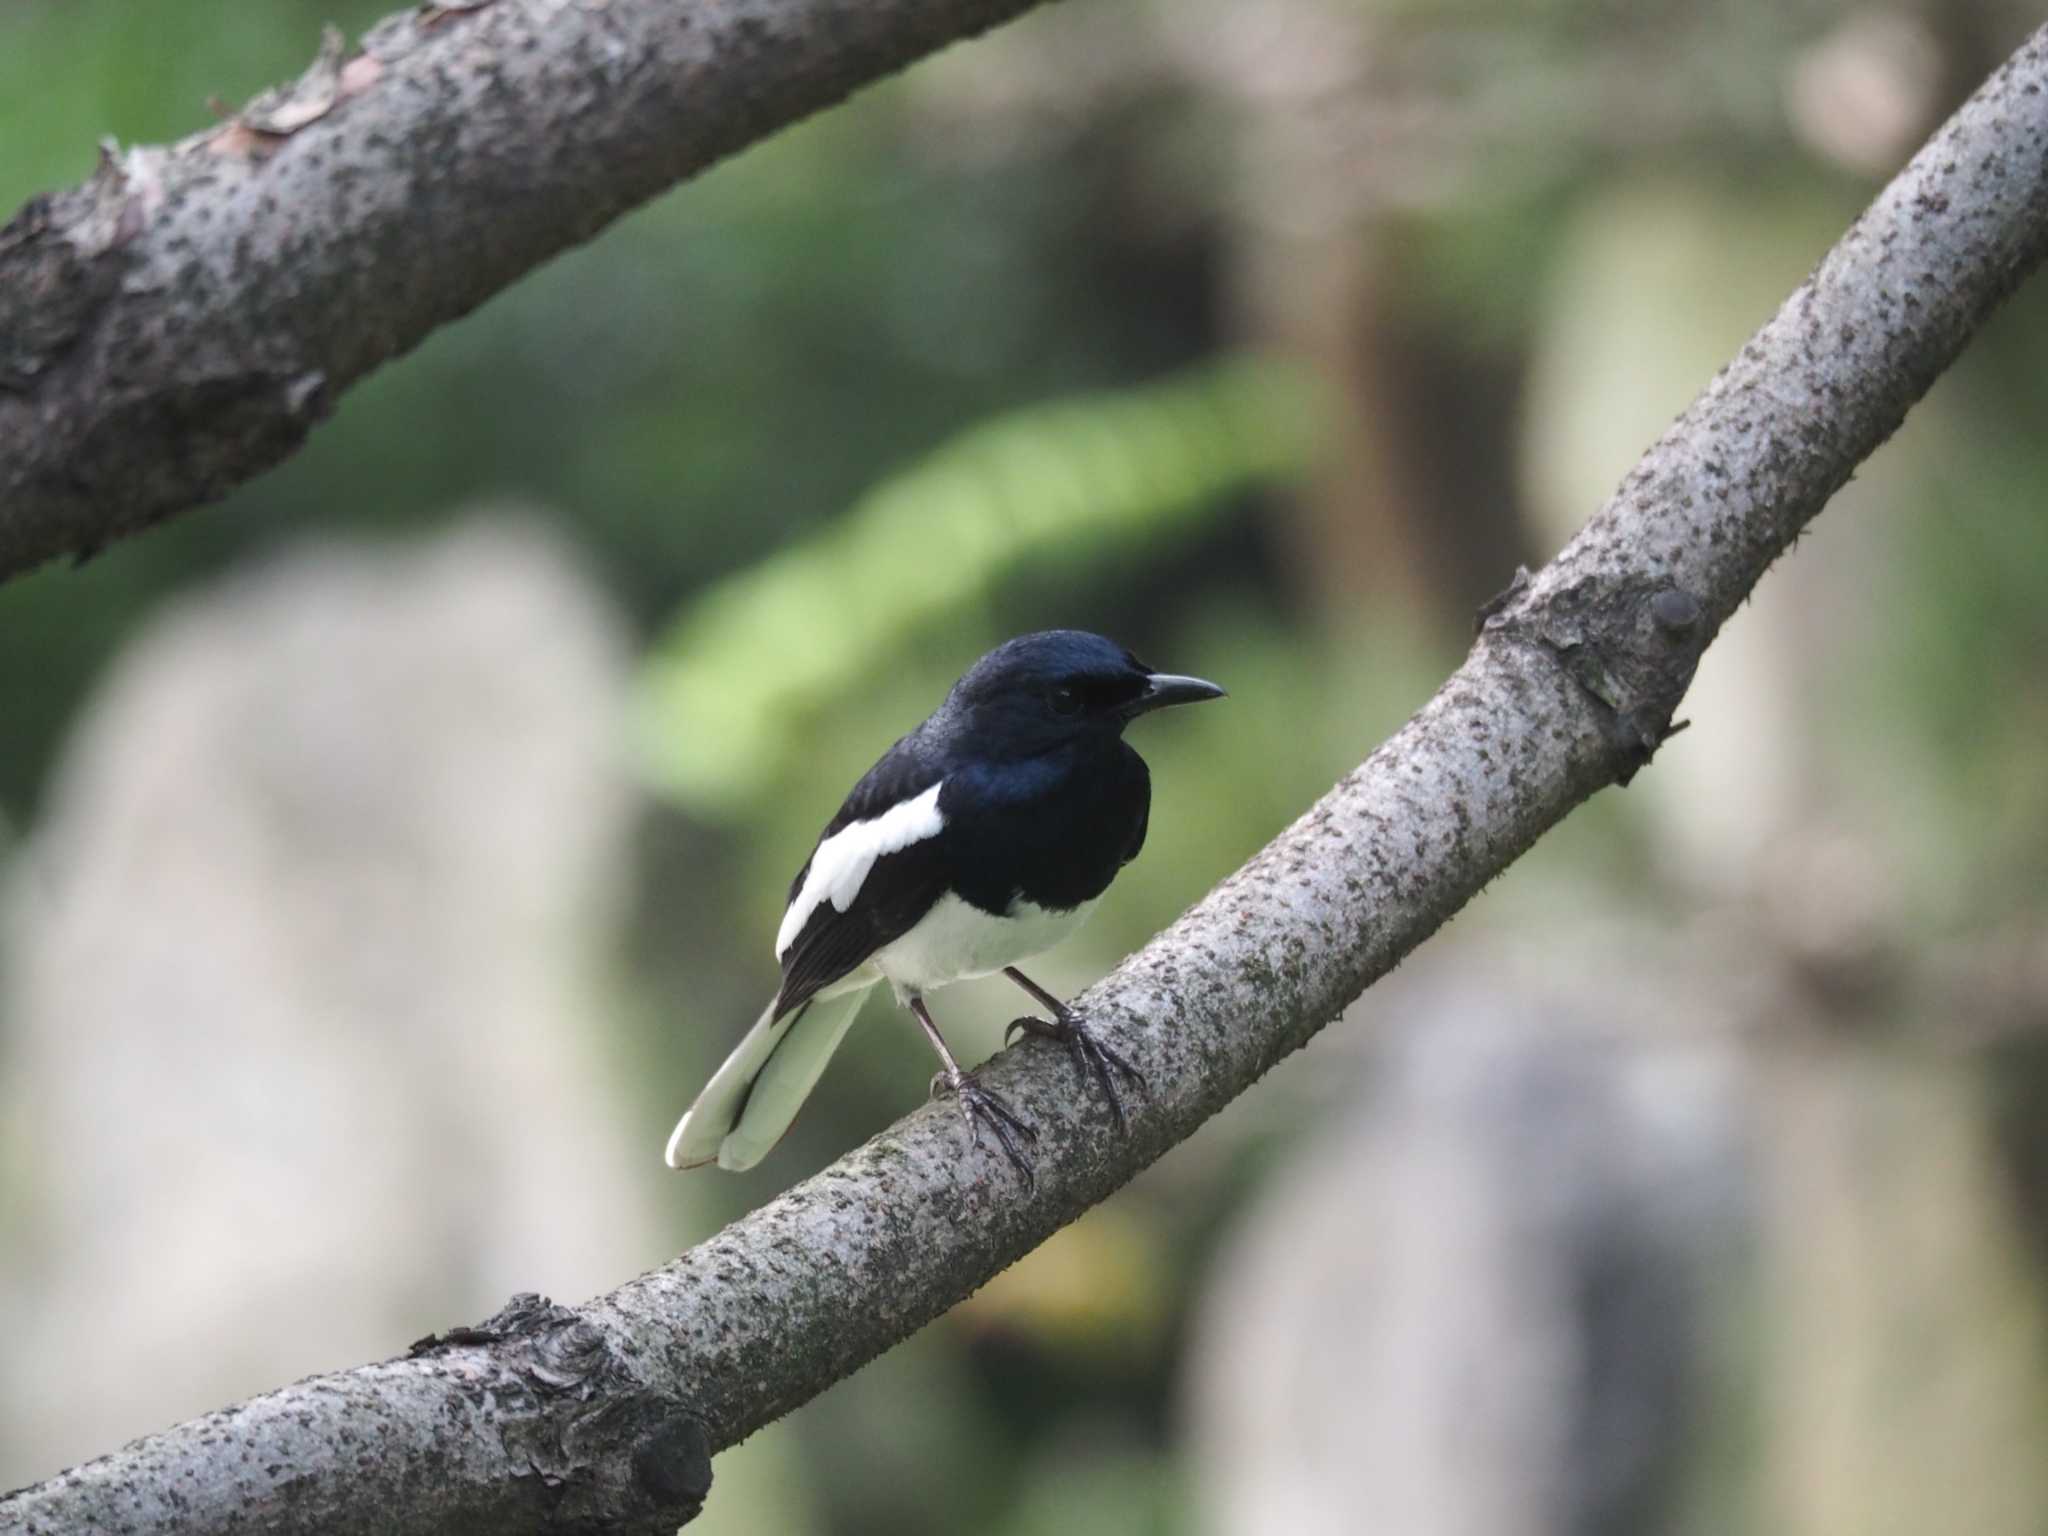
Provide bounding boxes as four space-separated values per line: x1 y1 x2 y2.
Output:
0 0 1054 583
7 22 2047 1536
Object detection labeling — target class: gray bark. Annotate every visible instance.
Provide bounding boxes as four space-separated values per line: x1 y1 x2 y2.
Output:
5 20 2047 1536
0 0 1051 582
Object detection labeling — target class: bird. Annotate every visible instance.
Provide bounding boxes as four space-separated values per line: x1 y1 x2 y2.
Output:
664 629 1225 1183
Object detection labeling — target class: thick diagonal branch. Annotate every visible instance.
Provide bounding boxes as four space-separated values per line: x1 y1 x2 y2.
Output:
0 0 1053 582
6 22 2047 1536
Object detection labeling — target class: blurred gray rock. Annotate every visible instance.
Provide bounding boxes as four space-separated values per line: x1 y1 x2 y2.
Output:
1752 1032 2048 1536
0 518 662 1486
1185 967 1748 1536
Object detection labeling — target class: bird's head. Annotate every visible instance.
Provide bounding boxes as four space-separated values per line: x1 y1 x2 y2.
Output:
942 630 1225 756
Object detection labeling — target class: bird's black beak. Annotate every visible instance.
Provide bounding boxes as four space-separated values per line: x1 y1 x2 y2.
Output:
1124 672 1227 718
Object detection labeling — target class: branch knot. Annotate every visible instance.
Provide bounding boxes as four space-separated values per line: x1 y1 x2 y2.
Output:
1480 571 1707 784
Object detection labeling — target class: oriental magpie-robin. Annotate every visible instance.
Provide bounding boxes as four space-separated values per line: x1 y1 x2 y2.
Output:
664 630 1225 1182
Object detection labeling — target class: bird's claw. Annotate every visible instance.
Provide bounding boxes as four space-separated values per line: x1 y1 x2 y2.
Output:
932 1070 1039 1188
1006 1010 1147 1132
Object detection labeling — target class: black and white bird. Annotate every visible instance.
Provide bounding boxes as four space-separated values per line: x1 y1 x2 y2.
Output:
664 630 1225 1181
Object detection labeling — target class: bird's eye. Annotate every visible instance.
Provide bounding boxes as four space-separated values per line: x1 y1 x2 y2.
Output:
1048 683 1082 716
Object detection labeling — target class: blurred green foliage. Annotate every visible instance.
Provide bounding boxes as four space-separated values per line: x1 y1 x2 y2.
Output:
0 0 1222 815
634 356 1319 814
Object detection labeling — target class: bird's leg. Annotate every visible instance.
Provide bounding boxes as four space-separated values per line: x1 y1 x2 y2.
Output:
1001 966 1146 1132
909 996 1038 1186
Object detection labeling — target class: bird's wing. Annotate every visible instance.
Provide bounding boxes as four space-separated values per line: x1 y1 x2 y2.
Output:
773 744 954 1016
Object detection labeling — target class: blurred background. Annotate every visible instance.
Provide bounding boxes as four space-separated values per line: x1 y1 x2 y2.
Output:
4 0 2048 1530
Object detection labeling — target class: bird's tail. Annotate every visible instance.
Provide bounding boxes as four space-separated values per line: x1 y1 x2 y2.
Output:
664 988 868 1172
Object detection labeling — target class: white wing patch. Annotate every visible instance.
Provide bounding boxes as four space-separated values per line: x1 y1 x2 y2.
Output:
774 781 945 960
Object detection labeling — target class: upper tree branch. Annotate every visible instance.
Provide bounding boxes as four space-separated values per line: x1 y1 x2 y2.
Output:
0 0 1053 582
6 21 2047 1536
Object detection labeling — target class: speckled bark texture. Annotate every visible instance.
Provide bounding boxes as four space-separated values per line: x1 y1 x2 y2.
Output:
0 0 1052 580
7 24 2048 1536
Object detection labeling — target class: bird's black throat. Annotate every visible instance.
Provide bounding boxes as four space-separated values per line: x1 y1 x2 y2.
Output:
938 736 1151 916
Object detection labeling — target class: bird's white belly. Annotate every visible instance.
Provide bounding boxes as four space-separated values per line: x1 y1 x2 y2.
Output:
866 893 1097 998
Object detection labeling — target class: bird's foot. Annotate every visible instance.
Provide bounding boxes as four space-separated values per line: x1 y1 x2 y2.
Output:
1005 1005 1146 1132
930 1069 1039 1188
